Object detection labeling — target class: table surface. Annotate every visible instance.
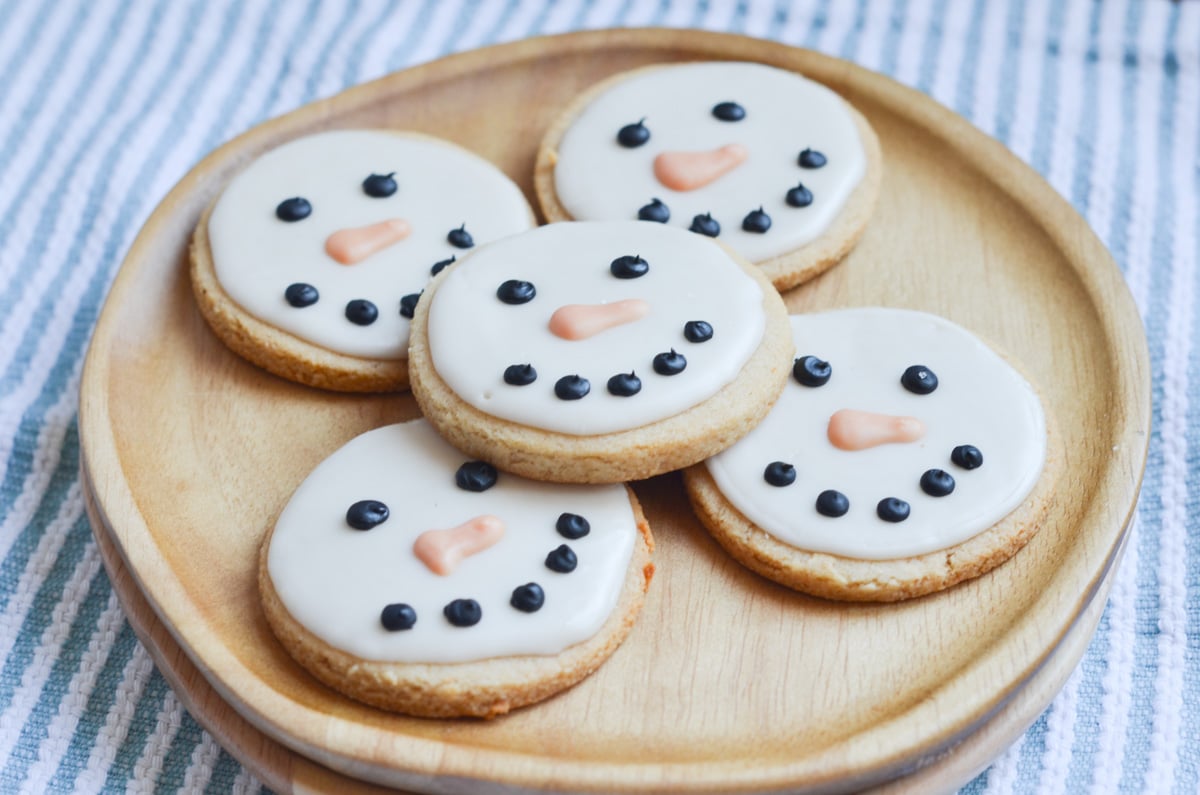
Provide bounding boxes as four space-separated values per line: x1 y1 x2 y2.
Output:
0 1 1195 793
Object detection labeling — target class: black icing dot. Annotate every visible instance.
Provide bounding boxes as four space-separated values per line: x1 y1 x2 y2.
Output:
763 461 796 487
510 583 545 613
610 254 649 279
398 292 421 319
920 468 956 497
345 299 378 326
877 497 911 523
607 371 642 396
275 197 311 222
545 544 578 573
951 444 984 470
785 183 814 207
712 101 746 121
816 490 849 517
455 461 498 492
362 172 397 198
742 207 772 233
689 212 720 237
792 355 832 387
901 365 939 395
504 363 537 386
798 148 827 169
430 255 455 276
555 374 590 400
380 603 416 631
653 349 686 375
447 224 474 249
556 513 591 540
444 599 482 627
617 119 650 148
284 282 318 308
496 279 536 304
638 198 670 223
684 320 713 343
346 500 389 530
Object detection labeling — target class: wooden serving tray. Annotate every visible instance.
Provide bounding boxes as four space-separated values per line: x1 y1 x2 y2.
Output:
79 29 1149 794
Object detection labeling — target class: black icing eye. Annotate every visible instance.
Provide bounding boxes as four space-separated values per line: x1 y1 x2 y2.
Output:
496 279 536 304
430 255 455 276
816 490 849 517
504 363 537 385
786 183 814 207
798 148 827 169
607 371 642 396
877 497 910 523
951 444 984 470
362 172 397 197
284 282 318 308
555 375 590 400
617 119 650 148
763 461 796 487
610 254 649 279
398 292 421 319
742 207 771 233
346 500 389 530
510 583 545 613
444 599 482 627
380 603 416 631
689 213 720 237
712 101 745 121
652 349 686 375
545 544 578 573
455 461 498 492
556 513 591 539
901 365 938 394
275 197 311 222
447 224 474 249
345 299 378 326
792 355 831 387
638 198 670 223
684 320 713 343
920 469 956 497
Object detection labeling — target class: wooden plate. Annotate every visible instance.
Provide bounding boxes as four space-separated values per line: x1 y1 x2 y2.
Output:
79 29 1149 794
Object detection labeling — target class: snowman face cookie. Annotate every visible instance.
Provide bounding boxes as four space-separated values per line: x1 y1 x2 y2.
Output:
546 62 868 264
703 309 1047 560
265 420 642 664
206 130 533 360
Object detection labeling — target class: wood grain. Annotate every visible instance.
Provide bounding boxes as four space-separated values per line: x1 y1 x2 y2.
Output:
78 29 1149 794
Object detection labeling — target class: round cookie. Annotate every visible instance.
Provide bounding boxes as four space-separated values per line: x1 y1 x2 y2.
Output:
259 420 655 718
534 61 882 291
407 220 794 484
191 130 535 392
683 308 1056 602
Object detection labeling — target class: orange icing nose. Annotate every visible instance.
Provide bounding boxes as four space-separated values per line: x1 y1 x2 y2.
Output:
549 298 650 340
412 515 505 576
827 409 926 451
324 218 411 265
653 143 748 191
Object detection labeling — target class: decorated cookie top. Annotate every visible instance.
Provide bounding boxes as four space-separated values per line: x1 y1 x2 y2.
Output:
551 62 866 262
207 130 533 360
266 420 639 663
704 309 1046 559
426 221 767 435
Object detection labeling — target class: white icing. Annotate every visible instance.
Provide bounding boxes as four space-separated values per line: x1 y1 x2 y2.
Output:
427 221 766 435
552 62 866 262
267 421 638 664
208 130 533 360
704 309 1047 560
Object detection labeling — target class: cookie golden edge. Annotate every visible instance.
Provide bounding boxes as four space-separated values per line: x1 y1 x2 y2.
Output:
408 247 795 484
682 414 1061 603
259 485 656 719
532 62 883 293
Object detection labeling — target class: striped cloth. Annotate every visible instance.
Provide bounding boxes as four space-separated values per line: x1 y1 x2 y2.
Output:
0 1 1195 792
